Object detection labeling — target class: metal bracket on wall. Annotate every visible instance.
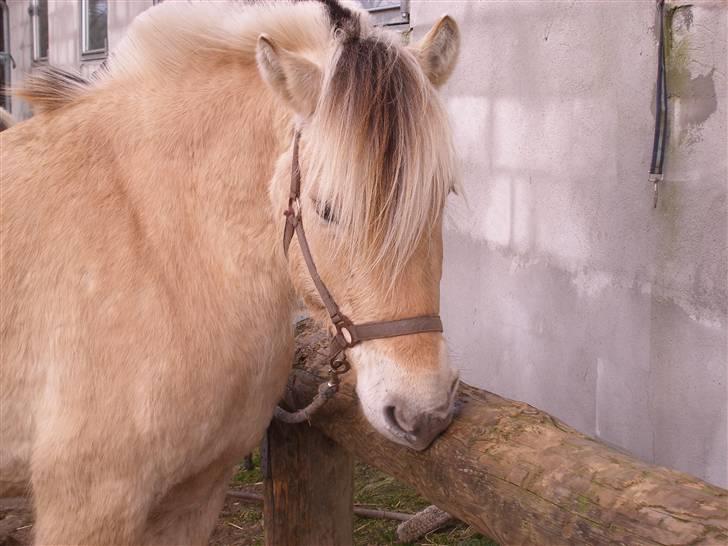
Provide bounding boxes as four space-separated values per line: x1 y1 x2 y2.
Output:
365 1 410 30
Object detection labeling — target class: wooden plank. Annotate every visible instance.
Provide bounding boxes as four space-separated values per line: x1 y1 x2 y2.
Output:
283 321 728 546
263 417 354 546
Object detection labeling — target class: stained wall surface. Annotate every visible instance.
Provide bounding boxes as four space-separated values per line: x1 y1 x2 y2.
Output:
410 0 727 487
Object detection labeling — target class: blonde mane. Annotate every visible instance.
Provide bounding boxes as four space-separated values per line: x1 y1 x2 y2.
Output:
105 0 333 83
18 1 333 111
308 30 456 276
111 0 456 276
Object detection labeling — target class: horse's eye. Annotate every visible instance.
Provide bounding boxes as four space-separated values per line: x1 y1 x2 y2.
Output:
315 201 336 223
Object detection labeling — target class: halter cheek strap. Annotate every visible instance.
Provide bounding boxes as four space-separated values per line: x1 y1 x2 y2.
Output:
283 130 443 387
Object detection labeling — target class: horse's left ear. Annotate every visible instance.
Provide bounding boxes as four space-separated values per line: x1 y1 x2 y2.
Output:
256 34 322 117
412 15 460 87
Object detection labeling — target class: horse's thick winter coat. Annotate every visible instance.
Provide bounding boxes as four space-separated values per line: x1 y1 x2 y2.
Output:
0 1 460 544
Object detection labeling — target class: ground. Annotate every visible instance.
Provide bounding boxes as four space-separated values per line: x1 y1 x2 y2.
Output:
1 454 497 546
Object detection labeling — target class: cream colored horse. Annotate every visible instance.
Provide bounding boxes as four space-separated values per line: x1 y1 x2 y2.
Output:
0 1 460 544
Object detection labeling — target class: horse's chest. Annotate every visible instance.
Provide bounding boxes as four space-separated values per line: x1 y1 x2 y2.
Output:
176 264 294 457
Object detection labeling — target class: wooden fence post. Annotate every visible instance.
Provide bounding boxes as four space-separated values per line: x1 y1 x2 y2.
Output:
263 418 354 546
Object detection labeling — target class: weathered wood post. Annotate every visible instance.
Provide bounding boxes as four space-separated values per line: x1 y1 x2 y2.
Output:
262 418 354 546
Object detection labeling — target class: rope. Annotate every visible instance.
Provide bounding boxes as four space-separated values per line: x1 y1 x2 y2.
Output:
273 381 338 424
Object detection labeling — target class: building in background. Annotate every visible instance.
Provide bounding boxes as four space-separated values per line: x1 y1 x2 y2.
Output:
0 0 725 488
2 0 118 118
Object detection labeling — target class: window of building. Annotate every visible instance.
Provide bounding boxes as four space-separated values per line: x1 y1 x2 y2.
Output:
81 0 107 58
359 0 410 30
30 0 49 62
0 0 12 111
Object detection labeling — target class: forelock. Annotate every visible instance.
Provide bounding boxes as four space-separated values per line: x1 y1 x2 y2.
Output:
306 32 456 278
317 0 360 35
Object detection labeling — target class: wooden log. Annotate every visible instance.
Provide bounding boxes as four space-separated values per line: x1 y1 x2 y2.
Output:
282 323 728 546
262 416 354 546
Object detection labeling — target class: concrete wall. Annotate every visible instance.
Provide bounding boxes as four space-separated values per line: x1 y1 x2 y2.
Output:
7 0 152 119
410 0 727 487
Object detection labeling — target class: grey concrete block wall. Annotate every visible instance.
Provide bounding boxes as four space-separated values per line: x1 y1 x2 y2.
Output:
410 0 727 487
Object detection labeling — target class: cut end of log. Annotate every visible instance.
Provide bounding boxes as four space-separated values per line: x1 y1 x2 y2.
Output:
397 505 454 543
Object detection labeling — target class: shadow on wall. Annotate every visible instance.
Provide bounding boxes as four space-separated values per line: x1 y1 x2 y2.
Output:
423 0 727 487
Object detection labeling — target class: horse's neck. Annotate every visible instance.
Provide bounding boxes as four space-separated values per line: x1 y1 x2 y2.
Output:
103 62 294 318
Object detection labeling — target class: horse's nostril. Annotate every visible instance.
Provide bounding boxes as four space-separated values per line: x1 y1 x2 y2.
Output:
384 405 406 435
383 402 453 451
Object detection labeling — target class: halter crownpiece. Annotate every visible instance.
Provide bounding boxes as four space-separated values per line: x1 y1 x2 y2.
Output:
283 130 443 388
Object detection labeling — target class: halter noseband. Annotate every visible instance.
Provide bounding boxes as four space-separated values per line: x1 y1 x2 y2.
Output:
283 130 443 387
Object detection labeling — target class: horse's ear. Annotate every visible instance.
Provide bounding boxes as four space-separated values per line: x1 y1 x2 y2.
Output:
256 34 322 117
412 15 460 87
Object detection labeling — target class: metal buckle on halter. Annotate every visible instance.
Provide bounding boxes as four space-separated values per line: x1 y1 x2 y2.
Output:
331 313 355 347
327 353 352 388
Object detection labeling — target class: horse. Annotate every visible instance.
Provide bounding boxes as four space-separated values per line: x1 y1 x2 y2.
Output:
0 1 460 543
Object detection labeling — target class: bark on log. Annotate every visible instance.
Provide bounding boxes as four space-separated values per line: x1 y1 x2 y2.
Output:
282 323 728 546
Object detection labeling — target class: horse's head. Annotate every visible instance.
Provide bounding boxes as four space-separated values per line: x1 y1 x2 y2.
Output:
258 3 460 450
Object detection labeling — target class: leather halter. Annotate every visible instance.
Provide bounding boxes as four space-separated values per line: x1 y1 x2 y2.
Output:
283 130 443 385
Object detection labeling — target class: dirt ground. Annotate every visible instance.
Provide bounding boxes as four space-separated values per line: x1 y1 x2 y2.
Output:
1 458 495 546
0 498 32 546
0 488 264 546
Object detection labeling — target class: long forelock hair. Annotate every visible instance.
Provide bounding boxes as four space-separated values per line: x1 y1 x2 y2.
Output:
306 26 456 280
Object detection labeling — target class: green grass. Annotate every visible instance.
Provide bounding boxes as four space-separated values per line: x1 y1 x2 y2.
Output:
225 453 498 546
352 463 497 546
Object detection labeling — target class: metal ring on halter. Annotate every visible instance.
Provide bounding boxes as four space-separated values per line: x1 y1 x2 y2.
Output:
334 321 355 346
327 355 351 387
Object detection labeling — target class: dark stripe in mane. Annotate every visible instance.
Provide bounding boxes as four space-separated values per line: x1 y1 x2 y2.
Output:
319 33 431 249
336 36 409 192
315 0 360 36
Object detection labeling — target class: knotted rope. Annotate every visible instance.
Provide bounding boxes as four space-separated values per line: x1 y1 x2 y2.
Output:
273 380 338 424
